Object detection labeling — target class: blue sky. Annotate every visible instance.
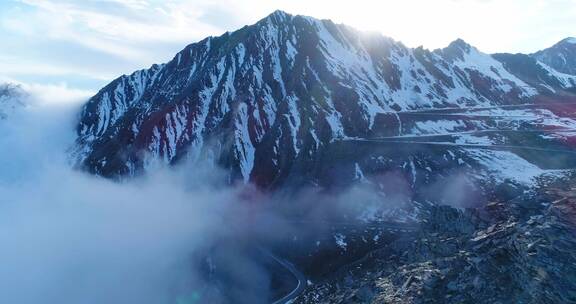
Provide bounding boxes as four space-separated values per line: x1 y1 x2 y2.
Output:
1 0 575 101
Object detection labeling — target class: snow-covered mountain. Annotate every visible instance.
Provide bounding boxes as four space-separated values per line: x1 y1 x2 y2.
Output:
74 11 576 194
66 11 576 303
0 83 26 121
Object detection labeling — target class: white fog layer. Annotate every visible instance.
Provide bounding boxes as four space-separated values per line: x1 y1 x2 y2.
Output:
0 94 239 304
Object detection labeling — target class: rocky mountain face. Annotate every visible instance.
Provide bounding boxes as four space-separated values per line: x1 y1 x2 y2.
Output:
73 11 576 196
0 83 26 121
71 11 576 304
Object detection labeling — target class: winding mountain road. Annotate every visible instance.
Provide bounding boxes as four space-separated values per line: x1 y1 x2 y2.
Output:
270 255 306 304
378 101 576 114
346 138 576 155
257 247 306 304
370 128 576 140
263 220 418 303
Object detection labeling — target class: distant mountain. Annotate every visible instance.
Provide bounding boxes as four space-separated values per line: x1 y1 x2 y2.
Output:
532 37 576 75
0 83 26 121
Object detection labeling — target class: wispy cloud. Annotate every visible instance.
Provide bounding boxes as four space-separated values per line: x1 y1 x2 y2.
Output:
0 0 261 91
0 75 94 105
0 0 574 95
8 0 229 61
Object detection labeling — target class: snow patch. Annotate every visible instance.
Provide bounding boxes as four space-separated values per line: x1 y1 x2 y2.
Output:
334 233 347 251
412 120 466 135
536 61 576 88
234 103 255 182
454 48 537 97
455 134 493 145
467 149 544 185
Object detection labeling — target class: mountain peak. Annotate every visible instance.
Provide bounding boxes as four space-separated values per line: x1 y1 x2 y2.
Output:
560 37 576 45
262 9 293 23
437 38 479 61
270 9 290 17
447 38 474 52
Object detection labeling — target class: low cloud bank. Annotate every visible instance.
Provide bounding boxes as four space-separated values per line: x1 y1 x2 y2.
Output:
0 91 248 304
0 84 467 303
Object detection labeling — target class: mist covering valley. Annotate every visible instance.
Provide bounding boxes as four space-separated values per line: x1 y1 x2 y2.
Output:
0 84 415 303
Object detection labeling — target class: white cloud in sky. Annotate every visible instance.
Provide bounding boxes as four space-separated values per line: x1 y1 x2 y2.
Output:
5 0 227 61
0 76 94 106
23 82 95 105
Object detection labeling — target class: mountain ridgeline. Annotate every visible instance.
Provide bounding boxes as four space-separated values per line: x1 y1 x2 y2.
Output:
74 11 576 194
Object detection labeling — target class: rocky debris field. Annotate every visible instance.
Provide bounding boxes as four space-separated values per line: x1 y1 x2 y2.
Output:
294 174 576 303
